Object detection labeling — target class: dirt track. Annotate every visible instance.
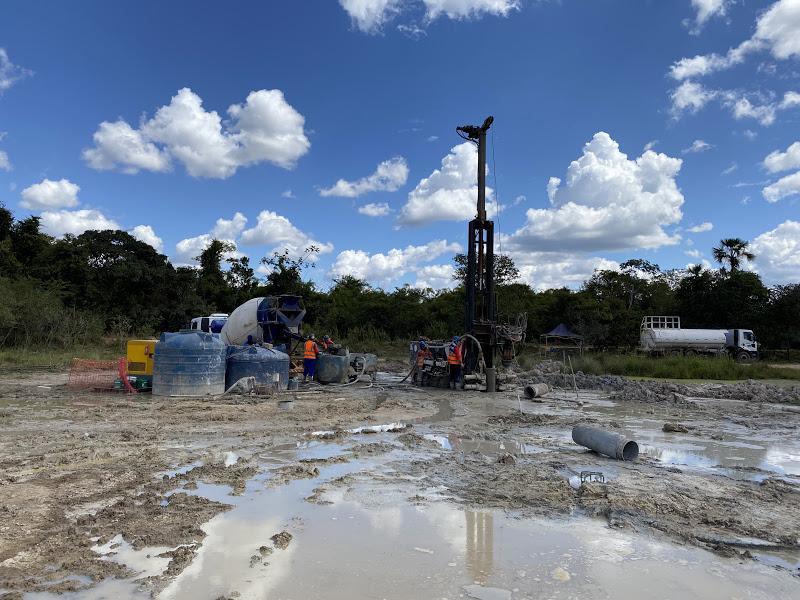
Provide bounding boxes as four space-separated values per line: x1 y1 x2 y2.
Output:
0 368 798 599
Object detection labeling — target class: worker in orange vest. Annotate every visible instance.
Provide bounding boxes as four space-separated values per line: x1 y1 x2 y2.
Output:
303 334 319 382
413 340 431 385
447 336 463 390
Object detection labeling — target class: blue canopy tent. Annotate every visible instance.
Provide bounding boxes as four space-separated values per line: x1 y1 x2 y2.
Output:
540 323 583 354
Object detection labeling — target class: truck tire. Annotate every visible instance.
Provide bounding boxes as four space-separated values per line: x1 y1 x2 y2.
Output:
684 349 697 357
736 351 751 363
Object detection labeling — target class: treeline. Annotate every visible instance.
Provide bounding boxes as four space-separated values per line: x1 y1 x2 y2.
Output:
1 204 798 351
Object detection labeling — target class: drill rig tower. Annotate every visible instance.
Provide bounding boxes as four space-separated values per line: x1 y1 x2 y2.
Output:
456 116 497 389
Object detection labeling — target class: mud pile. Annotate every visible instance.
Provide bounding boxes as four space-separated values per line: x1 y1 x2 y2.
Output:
524 361 628 391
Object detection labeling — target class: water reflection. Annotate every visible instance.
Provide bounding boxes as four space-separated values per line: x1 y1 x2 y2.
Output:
465 511 494 584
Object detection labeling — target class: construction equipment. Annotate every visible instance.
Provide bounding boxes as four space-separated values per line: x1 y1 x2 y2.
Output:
189 313 229 333
410 117 526 391
639 316 759 362
123 339 157 391
220 295 307 371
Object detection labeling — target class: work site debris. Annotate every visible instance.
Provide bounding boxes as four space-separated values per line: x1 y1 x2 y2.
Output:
270 531 293 550
523 360 800 404
523 383 550 399
663 422 690 433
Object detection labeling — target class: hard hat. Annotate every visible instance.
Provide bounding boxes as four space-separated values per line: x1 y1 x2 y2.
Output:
323 335 330 340
310 334 316 339
452 335 460 342
419 341 427 349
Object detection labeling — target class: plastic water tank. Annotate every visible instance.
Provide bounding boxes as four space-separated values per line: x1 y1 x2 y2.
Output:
152 331 227 397
316 353 350 384
225 345 290 391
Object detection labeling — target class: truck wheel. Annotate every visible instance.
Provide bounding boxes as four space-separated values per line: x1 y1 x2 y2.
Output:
684 350 697 357
736 352 751 363
669 350 682 357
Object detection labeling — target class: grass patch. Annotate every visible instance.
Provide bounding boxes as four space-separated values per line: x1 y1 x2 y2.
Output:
339 338 409 362
0 343 121 371
570 353 800 381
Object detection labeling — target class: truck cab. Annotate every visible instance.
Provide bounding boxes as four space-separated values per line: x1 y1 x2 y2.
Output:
190 313 229 334
726 329 759 362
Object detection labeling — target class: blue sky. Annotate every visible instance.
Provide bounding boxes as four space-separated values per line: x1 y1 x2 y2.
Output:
1 0 798 290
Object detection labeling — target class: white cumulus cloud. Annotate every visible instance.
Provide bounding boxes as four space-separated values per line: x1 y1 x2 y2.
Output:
0 150 10 171
20 178 80 210
682 139 713 154
0 48 32 94
671 83 799 126
320 156 408 197
670 80 717 117
763 141 800 173
339 0 401 32
504 132 684 254
84 88 310 179
512 252 619 291
751 220 800 283
211 212 248 240
174 212 248 264
763 171 800 202
330 239 461 286
424 0 520 21
398 142 497 226
687 221 713 233
83 120 171 174
358 202 393 217
671 0 800 80
239 210 333 259
130 224 163 252
40 209 120 237
688 0 730 33
413 263 457 289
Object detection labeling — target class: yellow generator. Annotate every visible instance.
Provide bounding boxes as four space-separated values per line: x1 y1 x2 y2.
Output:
123 339 157 391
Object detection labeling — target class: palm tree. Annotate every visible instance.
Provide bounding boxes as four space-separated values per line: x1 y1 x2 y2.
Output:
712 238 755 273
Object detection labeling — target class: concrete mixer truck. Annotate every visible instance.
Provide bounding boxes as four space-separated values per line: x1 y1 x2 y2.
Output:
639 316 759 362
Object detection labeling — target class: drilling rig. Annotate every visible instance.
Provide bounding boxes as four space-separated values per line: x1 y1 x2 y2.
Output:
410 116 526 391
456 117 497 390
456 116 526 391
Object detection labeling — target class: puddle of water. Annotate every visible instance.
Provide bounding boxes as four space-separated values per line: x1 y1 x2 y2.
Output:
415 397 455 424
92 534 173 578
157 461 203 479
310 422 408 437
25 578 148 599
584 402 800 481
26 436 800 600
39 434 800 600
423 433 547 457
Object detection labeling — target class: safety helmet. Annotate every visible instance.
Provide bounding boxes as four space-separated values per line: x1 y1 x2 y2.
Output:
310 334 316 339
323 335 330 341
452 335 460 342
419 341 427 349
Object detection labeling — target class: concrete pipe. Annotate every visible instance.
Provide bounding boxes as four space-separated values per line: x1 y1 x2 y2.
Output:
524 383 550 399
572 425 639 461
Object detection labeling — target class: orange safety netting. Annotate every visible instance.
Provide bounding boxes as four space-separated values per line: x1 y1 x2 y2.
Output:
67 357 135 392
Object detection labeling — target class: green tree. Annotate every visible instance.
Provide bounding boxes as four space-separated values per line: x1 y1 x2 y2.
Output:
452 253 520 286
712 238 755 273
259 246 319 297
196 239 236 311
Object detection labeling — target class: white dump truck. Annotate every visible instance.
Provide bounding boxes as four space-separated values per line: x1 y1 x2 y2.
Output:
639 316 759 362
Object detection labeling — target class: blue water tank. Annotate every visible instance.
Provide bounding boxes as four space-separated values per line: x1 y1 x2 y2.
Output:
225 345 290 391
152 332 227 397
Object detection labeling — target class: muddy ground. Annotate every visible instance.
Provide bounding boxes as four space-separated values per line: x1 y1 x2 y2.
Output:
0 366 798 599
